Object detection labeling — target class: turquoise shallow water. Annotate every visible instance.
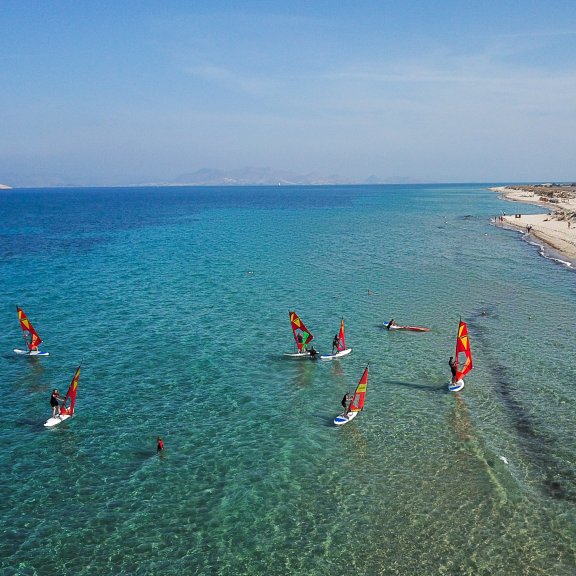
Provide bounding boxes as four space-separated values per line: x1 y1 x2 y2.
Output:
1 184 575 575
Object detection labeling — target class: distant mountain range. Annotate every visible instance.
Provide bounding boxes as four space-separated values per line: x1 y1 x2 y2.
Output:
0 168 423 188
157 168 422 187
167 167 343 186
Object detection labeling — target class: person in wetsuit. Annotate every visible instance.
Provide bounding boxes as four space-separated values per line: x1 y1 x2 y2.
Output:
449 356 457 384
341 391 352 415
332 334 339 354
296 333 304 352
50 389 62 418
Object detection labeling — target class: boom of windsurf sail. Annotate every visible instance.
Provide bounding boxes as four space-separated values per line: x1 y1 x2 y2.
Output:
455 320 473 381
289 311 314 352
349 366 369 412
16 307 43 350
60 365 81 416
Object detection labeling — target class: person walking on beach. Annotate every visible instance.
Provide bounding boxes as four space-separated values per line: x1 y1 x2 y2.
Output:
449 357 457 384
157 437 164 452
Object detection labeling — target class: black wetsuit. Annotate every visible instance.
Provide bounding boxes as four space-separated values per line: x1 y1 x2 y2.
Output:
50 394 59 408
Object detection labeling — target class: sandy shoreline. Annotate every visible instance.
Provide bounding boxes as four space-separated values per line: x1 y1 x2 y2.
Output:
490 185 576 262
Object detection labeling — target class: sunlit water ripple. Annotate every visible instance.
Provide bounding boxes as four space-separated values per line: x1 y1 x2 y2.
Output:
0 185 574 575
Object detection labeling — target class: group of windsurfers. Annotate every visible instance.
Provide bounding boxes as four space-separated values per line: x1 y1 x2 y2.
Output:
297 332 340 359
308 331 340 358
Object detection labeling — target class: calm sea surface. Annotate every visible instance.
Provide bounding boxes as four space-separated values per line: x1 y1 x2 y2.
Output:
1 184 575 575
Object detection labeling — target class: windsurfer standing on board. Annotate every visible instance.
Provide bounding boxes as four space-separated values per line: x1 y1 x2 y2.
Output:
297 333 304 351
332 334 339 354
50 389 63 418
341 391 352 415
27 335 38 352
449 356 457 384
386 319 397 330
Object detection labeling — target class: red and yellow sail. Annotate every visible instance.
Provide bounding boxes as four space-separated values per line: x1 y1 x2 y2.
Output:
455 320 473 381
16 307 43 350
335 318 346 352
60 365 81 416
349 366 369 412
289 311 314 352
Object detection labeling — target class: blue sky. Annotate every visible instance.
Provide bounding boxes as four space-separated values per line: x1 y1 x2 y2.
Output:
1 0 576 186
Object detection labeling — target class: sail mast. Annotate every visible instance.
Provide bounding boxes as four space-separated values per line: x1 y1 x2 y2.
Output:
349 366 369 412
16 307 43 350
288 311 314 352
455 320 473 381
60 365 81 416
337 318 346 352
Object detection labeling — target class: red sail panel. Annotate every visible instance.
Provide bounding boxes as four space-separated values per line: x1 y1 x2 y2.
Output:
60 366 81 416
337 318 346 351
455 320 473 380
349 366 369 412
289 311 314 352
16 307 43 350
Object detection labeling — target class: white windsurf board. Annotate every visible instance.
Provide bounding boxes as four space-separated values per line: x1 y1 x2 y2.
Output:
448 379 465 392
14 349 50 356
320 348 352 361
334 410 359 426
283 351 311 359
44 414 72 428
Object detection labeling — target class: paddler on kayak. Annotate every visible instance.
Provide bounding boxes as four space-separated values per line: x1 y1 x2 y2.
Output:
386 319 397 330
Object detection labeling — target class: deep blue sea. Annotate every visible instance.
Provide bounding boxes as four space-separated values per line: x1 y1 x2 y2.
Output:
1 184 575 575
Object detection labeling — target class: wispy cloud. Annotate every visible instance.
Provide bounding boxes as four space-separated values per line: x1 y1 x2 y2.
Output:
184 64 273 95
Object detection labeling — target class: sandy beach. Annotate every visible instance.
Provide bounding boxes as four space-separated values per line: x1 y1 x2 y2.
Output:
491 185 576 261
